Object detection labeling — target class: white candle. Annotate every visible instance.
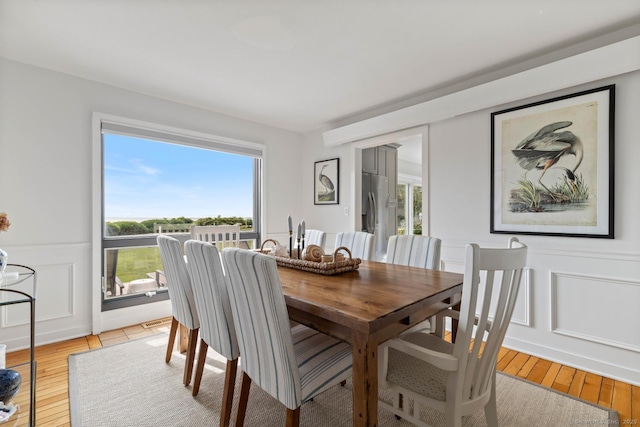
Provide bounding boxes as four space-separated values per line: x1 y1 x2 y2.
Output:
297 222 302 239
288 216 292 233
301 220 305 236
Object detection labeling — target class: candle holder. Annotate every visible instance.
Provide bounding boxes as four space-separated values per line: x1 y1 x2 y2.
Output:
289 231 293 259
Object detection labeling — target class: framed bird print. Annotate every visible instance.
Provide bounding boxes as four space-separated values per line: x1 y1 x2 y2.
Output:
314 158 339 205
490 85 614 238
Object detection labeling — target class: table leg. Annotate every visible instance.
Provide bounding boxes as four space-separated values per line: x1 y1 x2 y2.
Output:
351 331 378 427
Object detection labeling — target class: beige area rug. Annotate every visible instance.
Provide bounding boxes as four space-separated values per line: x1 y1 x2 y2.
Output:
69 334 618 427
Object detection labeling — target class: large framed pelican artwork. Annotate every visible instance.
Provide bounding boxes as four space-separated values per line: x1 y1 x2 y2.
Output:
490 85 614 238
314 158 339 205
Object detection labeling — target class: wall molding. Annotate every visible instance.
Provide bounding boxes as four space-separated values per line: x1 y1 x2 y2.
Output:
442 240 640 263
550 271 640 353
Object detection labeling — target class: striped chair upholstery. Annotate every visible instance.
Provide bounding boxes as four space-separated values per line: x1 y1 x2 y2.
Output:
334 231 376 260
386 235 442 270
157 235 200 386
304 229 327 250
184 240 240 426
386 235 442 335
221 248 352 426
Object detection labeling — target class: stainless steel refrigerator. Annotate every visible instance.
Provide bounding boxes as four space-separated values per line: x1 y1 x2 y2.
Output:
362 172 397 260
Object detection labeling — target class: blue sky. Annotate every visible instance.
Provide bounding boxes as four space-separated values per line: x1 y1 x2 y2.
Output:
104 134 253 220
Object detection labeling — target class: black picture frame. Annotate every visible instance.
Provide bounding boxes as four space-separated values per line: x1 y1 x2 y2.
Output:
490 85 615 238
314 158 339 205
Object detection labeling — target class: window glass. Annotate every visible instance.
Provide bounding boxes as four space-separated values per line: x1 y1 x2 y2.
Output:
413 185 422 235
101 130 261 308
397 184 407 235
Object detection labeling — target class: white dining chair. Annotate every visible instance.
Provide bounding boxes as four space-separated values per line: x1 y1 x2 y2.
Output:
190 224 241 249
157 235 200 386
221 248 353 426
378 237 528 427
334 231 376 260
184 240 240 426
386 235 441 270
386 234 442 334
302 229 327 250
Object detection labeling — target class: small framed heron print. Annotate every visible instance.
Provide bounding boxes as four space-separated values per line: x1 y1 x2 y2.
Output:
314 158 339 205
490 85 614 238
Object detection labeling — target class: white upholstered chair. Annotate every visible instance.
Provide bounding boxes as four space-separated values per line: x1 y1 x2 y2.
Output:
157 235 200 386
386 235 442 334
221 248 353 426
303 229 327 250
386 235 442 270
184 240 240 426
334 231 376 260
190 224 241 249
379 237 527 427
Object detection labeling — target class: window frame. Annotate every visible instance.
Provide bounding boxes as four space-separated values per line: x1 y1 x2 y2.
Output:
94 114 264 313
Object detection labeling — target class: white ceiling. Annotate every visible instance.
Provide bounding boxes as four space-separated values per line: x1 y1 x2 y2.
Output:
1 0 639 140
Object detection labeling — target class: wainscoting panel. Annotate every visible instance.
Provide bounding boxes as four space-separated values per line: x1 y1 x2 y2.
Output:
551 271 640 353
1 262 74 327
0 243 92 350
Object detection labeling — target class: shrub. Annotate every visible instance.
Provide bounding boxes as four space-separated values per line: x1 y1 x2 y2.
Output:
112 221 148 235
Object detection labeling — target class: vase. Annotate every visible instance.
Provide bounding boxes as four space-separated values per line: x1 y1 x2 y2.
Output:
0 248 7 275
0 369 21 404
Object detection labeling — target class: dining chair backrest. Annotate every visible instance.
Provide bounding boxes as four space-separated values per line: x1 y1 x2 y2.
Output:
303 229 327 250
386 235 441 270
222 248 302 408
334 231 375 260
190 224 241 250
454 237 528 400
184 240 239 361
157 235 199 331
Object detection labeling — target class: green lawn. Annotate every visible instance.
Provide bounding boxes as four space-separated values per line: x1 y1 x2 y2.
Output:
116 247 163 283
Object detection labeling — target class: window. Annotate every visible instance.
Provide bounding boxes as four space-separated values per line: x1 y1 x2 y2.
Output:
397 179 422 235
99 119 262 311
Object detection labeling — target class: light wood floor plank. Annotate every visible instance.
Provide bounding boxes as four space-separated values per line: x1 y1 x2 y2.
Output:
631 385 640 424
526 358 552 384
581 372 604 404
541 362 562 388
552 365 576 394
612 380 632 424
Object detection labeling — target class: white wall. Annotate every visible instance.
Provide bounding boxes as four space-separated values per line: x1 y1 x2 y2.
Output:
429 72 640 386
306 69 640 385
0 58 303 347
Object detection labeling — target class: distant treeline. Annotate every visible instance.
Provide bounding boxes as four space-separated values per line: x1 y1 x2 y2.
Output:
106 216 252 236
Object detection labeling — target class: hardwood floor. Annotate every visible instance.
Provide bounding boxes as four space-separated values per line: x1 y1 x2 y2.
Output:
5 318 639 426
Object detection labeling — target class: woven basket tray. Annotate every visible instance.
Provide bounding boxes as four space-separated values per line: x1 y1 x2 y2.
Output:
257 240 361 275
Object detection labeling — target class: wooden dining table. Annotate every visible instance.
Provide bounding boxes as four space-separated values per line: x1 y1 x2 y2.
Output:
277 260 464 427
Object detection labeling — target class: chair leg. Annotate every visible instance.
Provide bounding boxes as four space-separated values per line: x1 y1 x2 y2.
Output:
183 328 199 386
192 339 208 396
484 374 499 427
220 359 238 427
166 317 179 363
285 407 300 427
235 372 251 427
